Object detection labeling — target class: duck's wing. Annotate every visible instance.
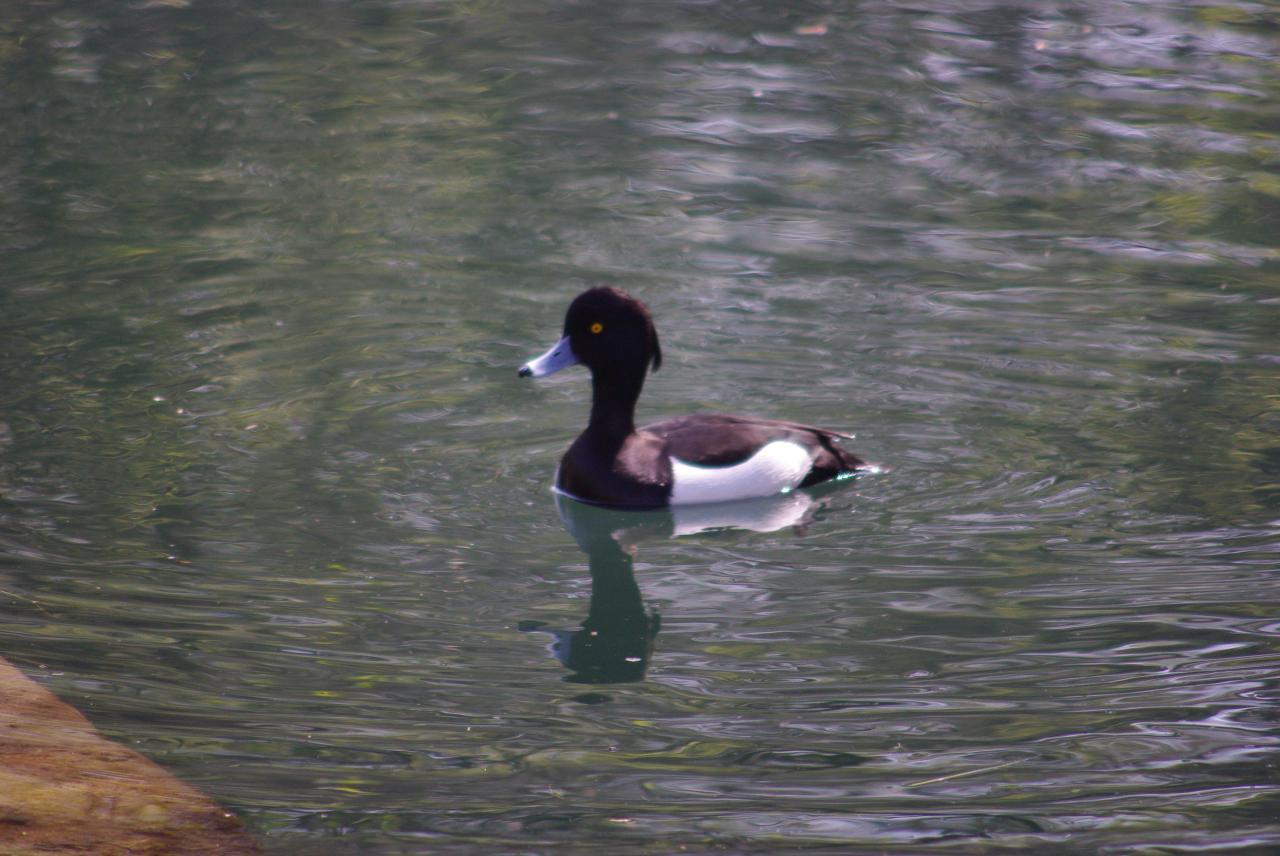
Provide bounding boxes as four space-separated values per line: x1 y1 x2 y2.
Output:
641 413 863 477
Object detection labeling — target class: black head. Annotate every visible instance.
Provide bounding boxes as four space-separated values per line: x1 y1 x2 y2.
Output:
561 287 662 379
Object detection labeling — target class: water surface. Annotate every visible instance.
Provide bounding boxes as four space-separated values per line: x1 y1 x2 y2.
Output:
2 1 1279 852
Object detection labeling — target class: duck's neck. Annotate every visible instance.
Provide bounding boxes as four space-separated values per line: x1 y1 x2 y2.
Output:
586 369 643 441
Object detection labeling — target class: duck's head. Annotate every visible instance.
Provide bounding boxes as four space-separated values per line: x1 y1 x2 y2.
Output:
519 287 662 380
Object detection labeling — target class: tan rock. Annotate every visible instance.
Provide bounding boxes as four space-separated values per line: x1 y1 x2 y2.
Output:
0 656 260 855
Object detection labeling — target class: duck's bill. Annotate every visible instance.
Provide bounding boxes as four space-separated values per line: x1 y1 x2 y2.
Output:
518 336 579 378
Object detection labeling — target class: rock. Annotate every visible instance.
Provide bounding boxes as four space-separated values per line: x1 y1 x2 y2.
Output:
0 656 260 855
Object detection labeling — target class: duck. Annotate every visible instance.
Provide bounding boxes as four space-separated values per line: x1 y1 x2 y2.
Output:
519 287 865 508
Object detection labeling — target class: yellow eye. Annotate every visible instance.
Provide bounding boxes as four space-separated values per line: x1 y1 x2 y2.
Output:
590 322 604 334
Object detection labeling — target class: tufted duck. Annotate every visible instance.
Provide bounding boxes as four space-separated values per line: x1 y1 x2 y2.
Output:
519 287 865 507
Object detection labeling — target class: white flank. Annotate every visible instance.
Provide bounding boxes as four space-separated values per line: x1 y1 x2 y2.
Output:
669 440 813 506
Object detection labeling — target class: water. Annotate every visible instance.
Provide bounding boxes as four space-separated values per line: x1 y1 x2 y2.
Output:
2 0 1279 852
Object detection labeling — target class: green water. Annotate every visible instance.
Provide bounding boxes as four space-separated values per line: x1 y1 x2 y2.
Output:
2 1 1279 852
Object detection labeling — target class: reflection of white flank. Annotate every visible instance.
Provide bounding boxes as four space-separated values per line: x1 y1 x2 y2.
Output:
670 491 816 536
669 440 812 506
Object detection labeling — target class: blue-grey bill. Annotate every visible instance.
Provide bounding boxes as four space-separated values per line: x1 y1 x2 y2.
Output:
518 336 579 378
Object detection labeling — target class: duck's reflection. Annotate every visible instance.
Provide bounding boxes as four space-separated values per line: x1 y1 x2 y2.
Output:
547 495 660 684
545 490 824 683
